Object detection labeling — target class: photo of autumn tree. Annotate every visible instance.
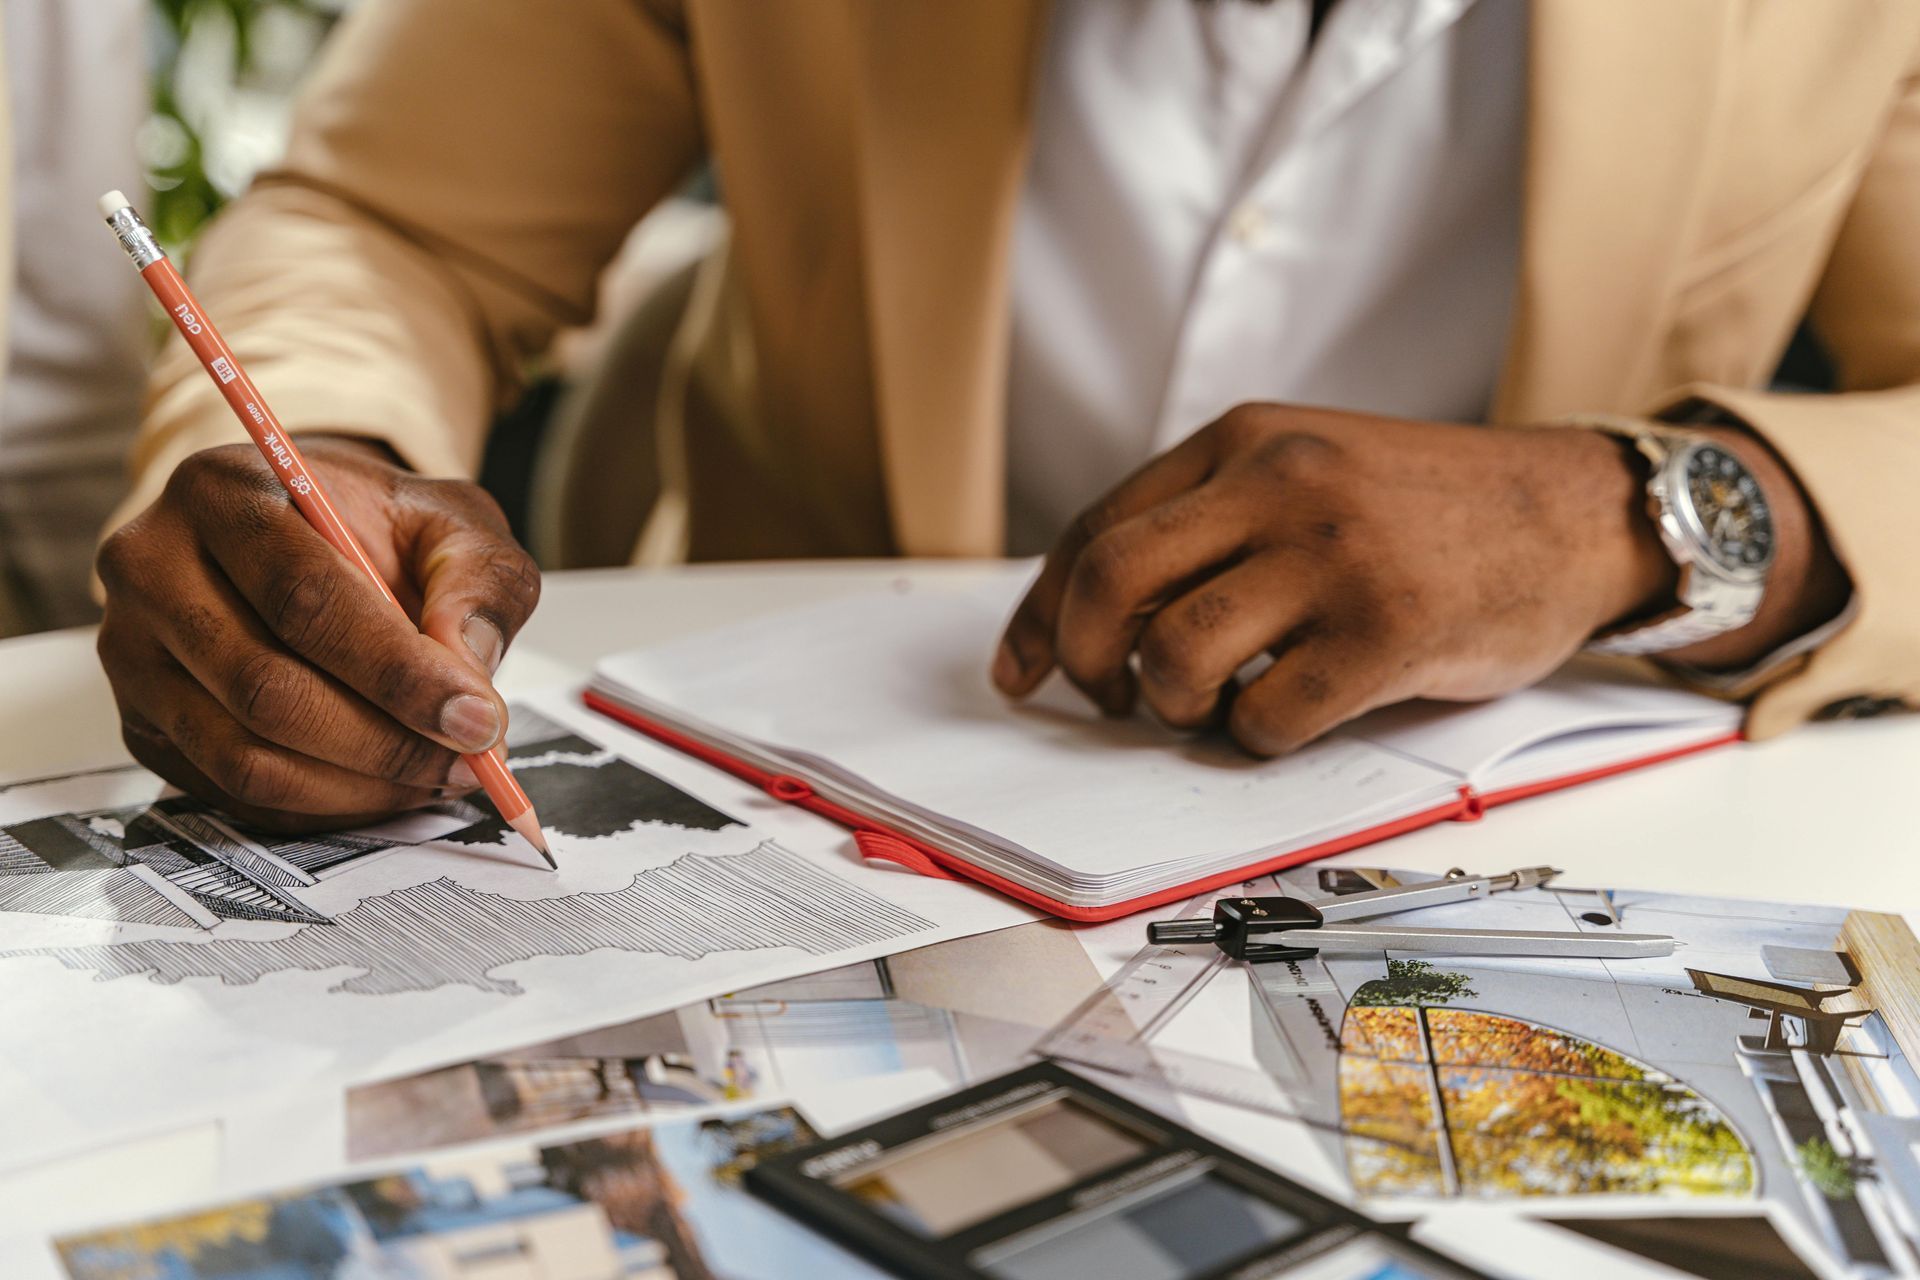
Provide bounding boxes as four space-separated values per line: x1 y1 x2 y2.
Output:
1337 962 1755 1200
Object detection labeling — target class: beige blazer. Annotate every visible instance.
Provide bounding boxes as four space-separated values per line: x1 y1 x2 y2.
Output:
122 0 1920 737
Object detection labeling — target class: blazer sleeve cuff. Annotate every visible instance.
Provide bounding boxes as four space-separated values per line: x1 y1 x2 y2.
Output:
1645 382 1920 738
95 367 473 606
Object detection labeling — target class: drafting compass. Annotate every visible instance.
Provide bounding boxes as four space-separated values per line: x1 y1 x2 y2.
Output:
1145 865 1676 961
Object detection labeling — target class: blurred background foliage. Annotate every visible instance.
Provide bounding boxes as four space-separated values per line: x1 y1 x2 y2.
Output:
137 0 717 543
145 0 350 254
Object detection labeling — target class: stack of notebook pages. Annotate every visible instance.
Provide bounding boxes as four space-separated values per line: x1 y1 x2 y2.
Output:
586 572 1742 920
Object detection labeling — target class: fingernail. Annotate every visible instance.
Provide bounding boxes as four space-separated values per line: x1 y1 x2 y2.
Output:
441 695 502 752
447 759 481 790
992 642 1026 691
463 616 505 674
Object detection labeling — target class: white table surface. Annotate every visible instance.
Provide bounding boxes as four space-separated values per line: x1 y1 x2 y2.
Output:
4 559 1918 1239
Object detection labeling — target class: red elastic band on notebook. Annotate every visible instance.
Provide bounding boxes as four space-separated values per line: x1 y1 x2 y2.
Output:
767 775 815 802
854 829 958 880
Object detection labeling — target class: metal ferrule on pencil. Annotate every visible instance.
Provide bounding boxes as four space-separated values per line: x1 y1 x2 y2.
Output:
104 205 166 270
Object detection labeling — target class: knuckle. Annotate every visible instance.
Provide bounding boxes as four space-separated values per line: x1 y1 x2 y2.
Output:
372 729 452 786
425 475 509 523
409 477 512 544
1063 495 1128 552
1335 580 1404 650
481 546 542 626
1250 432 1342 484
95 516 180 602
220 743 299 810
263 570 349 653
168 445 259 508
229 650 317 738
94 527 142 595
1145 492 1211 537
1210 404 1279 452
96 613 132 673
1061 512 1102 556
1068 535 1136 607
1180 587 1237 637
1291 664 1337 708
160 451 214 507
164 700 208 761
368 650 434 720
1137 617 1206 691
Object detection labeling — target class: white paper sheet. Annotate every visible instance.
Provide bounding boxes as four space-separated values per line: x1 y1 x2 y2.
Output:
0 689 1034 1198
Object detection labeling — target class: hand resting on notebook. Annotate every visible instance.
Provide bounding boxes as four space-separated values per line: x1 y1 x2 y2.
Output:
992 404 1842 756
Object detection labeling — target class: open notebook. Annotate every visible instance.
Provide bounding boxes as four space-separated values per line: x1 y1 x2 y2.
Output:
585 572 1742 921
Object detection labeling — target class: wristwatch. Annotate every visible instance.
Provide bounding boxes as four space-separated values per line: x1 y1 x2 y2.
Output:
1575 418 1777 656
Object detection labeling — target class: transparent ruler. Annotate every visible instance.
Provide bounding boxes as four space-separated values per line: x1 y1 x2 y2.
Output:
1034 881 1308 1119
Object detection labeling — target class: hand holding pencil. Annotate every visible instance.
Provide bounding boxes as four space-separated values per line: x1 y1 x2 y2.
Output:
95 192 553 865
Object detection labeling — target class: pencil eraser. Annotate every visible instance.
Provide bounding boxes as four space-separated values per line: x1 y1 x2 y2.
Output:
98 190 131 220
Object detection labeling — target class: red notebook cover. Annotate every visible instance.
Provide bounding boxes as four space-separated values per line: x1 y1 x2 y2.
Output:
582 690 1741 923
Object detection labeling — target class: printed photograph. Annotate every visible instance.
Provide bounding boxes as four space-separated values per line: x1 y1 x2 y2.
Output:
54 1107 887 1280
1245 868 1920 1279
345 919 1103 1159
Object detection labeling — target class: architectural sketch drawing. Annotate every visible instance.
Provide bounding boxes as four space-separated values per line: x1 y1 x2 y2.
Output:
0 694 1029 1187
10 843 932 996
0 706 739 934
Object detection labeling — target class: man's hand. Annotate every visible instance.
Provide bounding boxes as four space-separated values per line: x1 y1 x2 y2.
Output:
992 405 1687 756
96 438 541 832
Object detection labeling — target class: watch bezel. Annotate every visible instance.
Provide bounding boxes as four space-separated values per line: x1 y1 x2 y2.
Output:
1662 439 1775 585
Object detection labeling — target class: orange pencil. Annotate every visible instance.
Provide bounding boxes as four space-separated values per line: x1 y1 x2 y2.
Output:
98 190 554 868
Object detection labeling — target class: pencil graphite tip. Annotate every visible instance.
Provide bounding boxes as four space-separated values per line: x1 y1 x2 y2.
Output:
506 808 557 870
98 189 132 220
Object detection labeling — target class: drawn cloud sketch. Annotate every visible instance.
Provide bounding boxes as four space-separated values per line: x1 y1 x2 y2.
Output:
0 708 740 933
0 707 931 996
0 699 967 1179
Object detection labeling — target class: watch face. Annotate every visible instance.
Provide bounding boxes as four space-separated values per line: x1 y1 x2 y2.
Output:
1680 443 1775 575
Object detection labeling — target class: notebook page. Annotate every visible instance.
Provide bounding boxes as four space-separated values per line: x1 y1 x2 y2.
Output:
1471 718 1732 796
1351 658 1740 784
594 584 1458 894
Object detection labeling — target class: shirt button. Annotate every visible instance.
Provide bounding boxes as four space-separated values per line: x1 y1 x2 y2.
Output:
1228 201 1269 248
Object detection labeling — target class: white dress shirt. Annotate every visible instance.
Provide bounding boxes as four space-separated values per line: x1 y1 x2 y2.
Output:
1006 0 1525 553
